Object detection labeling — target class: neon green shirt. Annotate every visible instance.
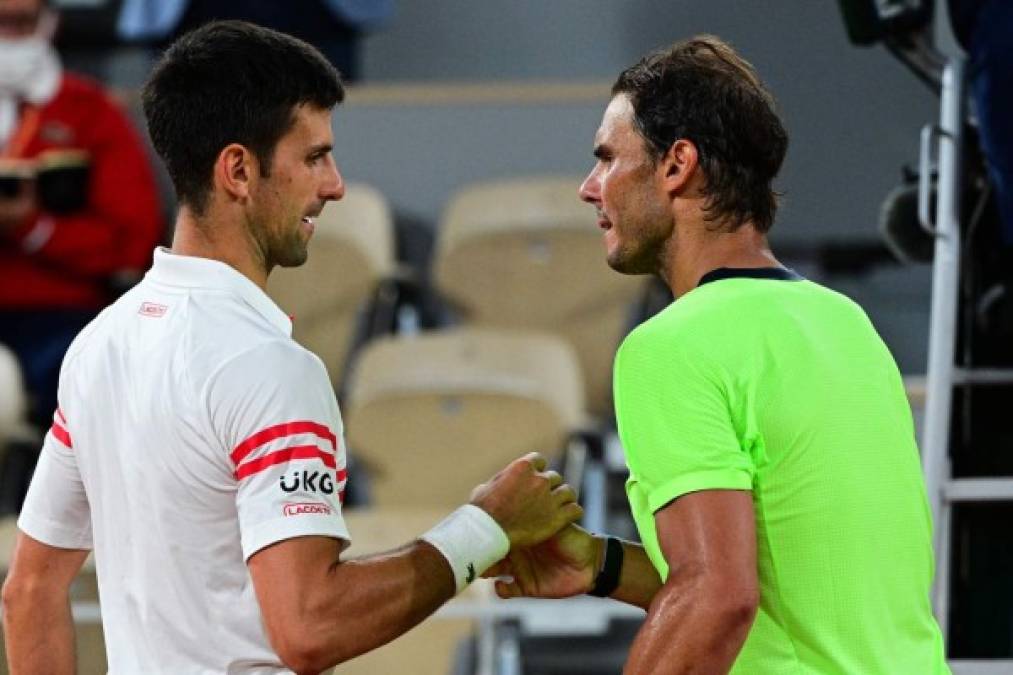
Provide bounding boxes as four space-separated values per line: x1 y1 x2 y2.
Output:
614 269 948 674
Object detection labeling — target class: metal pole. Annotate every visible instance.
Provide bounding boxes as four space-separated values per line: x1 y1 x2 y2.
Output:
919 56 965 642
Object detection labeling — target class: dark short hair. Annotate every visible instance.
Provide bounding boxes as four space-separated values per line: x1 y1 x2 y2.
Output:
613 35 788 233
142 20 344 215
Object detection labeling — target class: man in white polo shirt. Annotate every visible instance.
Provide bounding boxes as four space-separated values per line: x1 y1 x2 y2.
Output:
1 21 583 674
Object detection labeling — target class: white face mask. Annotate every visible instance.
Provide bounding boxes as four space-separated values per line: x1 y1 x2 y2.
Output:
0 36 49 90
0 12 61 103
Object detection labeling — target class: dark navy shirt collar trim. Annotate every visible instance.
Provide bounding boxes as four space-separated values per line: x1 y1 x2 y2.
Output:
697 266 804 287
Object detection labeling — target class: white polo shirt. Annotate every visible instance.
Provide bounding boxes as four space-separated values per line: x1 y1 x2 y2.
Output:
19 247 351 674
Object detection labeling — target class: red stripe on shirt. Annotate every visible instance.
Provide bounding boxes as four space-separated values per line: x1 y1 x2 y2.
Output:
235 445 343 481
51 422 73 448
230 421 337 466
55 407 67 424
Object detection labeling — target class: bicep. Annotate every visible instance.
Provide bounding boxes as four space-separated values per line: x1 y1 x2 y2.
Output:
248 535 343 623
17 425 92 551
654 489 758 592
6 531 90 593
8 429 91 594
623 485 759 674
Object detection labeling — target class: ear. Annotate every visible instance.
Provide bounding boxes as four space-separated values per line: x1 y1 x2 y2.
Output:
659 139 700 196
214 143 257 204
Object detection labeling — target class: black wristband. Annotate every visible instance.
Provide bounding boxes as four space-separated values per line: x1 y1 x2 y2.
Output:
588 536 623 597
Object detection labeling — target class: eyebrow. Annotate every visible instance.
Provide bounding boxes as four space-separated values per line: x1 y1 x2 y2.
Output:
308 143 333 156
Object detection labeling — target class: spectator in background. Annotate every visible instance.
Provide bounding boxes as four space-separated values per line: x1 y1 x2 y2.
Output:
949 0 1013 353
0 0 162 435
950 0 1013 247
117 0 395 81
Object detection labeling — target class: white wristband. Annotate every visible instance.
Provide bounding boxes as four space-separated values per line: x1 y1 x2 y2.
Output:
420 504 510 594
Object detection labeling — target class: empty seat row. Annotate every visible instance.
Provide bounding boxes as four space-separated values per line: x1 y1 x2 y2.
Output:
264 176 652 515
267 176 649 420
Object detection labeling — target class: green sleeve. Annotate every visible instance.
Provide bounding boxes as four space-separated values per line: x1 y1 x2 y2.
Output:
614 326 754 513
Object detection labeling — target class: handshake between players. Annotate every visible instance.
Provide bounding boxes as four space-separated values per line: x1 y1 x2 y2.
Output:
415 451 587 598
472 453 609 603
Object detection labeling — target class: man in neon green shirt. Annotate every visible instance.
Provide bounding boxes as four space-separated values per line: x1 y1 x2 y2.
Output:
486 35 949 673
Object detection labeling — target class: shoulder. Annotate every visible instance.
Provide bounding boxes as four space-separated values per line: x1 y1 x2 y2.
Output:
61 278 161 366
616 280 813 375
60 307 114 372
660 278 870 338
614 305 722 395
52 73 119 110
233 339 326 377
777 280 879 340
617 292 721 364
804 280 873 320
47 73 135 136
205 338 330 402
58 72 103 96
202 339 339 449
181 289 307 368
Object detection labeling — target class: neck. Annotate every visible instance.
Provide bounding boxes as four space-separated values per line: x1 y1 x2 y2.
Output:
661 211 780 298
170 204 270 290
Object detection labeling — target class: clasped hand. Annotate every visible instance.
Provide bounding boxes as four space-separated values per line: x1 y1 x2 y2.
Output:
471 452 604 600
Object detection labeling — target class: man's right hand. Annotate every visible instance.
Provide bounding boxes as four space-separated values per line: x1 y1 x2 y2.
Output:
0 161 37 233
470 452 583 548
484 524 602 599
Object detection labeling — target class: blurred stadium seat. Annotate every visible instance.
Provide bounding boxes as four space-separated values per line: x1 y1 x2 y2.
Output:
0 345 27 453
342 327 585 674
345 327 584 507
432 177 649 420
268 182 396 390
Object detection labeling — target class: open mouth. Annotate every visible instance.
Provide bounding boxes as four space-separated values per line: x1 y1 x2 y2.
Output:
596 209 612 230
301 216 315 226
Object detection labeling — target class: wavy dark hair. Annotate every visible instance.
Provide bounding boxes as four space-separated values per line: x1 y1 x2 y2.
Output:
613 35 788 232
143 20 344 215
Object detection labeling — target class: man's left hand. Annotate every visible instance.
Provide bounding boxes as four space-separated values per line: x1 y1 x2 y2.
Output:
484 524 602 599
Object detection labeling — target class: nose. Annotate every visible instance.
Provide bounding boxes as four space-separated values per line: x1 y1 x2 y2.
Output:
321 156 345 202
578 167 600 205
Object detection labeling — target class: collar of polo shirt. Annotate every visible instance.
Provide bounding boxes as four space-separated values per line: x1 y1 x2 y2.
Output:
146 247 293 336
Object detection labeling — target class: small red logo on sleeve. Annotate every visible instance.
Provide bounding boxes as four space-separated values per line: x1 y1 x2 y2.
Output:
139 302 168 317
283 502 332 517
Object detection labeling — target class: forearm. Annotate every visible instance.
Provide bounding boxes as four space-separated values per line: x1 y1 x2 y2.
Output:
624 576 756 675
256 454 577 672
608 540 663 610
2 592 76 675
281 540 455 670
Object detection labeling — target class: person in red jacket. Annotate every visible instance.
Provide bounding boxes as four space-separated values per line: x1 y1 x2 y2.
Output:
0 0 162 435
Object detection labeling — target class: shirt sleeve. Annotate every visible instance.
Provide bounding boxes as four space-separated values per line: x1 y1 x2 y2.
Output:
18 408 93 550
205 340 350 560
613 325 754 514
